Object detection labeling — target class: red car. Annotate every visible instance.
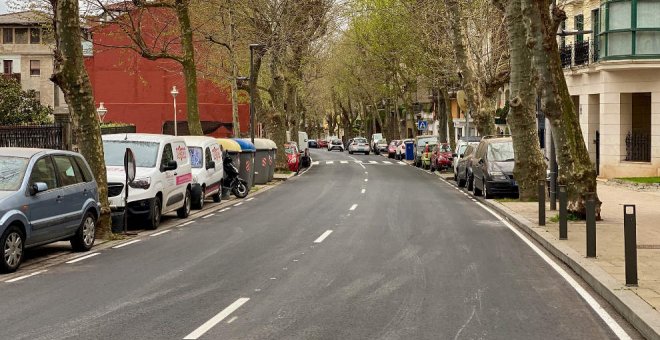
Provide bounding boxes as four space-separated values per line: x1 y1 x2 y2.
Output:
285 143 301 173
430 143 453 171
387 140 402 158
317 139 328 148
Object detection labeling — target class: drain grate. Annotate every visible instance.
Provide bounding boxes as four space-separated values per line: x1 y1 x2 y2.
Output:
637 245 660 249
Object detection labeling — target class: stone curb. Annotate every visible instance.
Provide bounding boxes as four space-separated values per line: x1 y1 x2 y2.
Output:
479 198 660 340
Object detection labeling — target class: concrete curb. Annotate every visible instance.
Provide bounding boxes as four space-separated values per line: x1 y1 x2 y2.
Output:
480 198 660 340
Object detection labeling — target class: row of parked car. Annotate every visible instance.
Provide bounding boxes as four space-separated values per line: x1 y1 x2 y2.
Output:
0 133 270 273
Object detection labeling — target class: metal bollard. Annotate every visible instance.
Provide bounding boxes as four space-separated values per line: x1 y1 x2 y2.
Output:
624 205 638 286
559 185 567 240
538 180 546 226
586 194 596 258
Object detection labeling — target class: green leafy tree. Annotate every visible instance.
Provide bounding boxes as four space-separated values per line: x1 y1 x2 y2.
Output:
0 77 52 125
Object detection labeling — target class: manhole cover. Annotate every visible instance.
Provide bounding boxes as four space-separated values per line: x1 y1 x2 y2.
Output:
637 245 660 249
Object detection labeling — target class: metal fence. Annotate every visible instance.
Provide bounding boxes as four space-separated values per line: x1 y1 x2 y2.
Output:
625 131 651 162
0 124 64 149
560 40 598 68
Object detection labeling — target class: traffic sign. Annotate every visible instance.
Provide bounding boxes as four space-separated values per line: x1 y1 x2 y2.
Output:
417 120 428 131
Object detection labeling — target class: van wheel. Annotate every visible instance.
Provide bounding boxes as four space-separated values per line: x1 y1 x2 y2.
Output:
212 192 221 203
71 212 96 251
146 196 161 230
1 226 24 273
177 189 192 218
192 187 205 210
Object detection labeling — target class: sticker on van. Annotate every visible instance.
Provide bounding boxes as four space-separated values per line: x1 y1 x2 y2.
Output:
176 173 192 185
176 145 188 162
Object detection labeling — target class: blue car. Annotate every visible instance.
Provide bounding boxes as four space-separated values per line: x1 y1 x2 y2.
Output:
0 148 100 273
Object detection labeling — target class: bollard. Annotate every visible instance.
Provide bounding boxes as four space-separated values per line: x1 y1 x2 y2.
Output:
624 205 638 286
586 194 596 258
559 185 567 240
538 180 546 226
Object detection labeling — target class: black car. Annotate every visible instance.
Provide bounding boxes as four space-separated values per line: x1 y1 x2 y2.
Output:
308 140 318 148
455 144 476 189
470 136 518 198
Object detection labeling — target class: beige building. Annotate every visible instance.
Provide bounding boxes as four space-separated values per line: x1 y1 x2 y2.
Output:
560 0 660 178
0 11 63 108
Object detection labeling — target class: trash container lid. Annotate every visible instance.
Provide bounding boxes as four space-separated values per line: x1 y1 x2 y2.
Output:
261 138 278 150
245 138 270 151
404 139 415 144
232 138 256 152
217 138 241 153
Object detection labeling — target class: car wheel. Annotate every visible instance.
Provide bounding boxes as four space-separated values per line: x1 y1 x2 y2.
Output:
212 191 222 203
366 152 370 155
177 188 192 218
458 176 466 188
467 175 473 191
71 212 96 251
192 187 205 210
1 226 24 273
146 196 162 230
473 177 482 196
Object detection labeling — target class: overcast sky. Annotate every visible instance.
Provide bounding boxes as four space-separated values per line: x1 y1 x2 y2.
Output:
0 0 9 15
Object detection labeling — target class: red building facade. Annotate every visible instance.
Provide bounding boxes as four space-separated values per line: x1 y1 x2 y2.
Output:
84 7 248 137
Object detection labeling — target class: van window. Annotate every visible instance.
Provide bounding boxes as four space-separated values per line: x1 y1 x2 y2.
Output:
103 141 159 168
189 147 203 168
205 147 213 167
29 156 58 190
161 144 174 168
53 155 83 186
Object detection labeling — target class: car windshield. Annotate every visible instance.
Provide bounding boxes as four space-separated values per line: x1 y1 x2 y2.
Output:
458 145 469 154
439 144 451 152
488 142 515 161
354 138 367 144
188 147 203 168
332 140 342 145
103 140 160 168
285 147 296 154
0 156 29 191
418 137 437 146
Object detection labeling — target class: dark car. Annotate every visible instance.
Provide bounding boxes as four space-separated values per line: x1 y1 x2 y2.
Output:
456 144 476 188
470 136 518 198
308 140 318 149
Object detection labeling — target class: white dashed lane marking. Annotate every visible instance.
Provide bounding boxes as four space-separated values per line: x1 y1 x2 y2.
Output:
314 230 333 243
112 239 141 249
183 298 250 339
5 270 47 283
66 253 100 264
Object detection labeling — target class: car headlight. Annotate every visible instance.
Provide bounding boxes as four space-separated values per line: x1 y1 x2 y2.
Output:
129 176 151 189
489 171 507 181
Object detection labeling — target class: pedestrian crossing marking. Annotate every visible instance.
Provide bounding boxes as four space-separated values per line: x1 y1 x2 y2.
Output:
314 160 406 166
340 161 348 164
382 161 392 164
326 161 334 164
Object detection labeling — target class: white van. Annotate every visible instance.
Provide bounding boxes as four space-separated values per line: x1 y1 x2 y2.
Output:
182 136 224 209
102 133 193 229
298 131 311 167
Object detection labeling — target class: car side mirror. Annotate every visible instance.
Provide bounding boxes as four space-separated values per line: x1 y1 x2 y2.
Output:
29 182 48 196
163 160 178 171
206 160 216 170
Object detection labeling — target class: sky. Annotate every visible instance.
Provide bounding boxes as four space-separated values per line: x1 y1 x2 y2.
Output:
0 0 9 15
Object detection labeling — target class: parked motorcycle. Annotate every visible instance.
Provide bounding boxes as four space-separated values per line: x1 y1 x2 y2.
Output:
222 155 249 198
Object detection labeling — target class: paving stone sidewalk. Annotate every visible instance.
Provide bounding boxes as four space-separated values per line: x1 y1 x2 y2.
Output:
493 181 660 338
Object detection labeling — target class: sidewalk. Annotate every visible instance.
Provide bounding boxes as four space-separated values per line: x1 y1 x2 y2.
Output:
485 181 660 339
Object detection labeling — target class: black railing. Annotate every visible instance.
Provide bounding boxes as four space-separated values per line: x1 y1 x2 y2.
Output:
0 124 64 149
625 131 651 162
561 39 599 68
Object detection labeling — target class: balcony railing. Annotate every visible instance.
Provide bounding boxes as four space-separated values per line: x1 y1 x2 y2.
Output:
560 39 599 69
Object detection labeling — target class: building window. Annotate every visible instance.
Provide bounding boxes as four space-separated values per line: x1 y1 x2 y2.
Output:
2 28 12 44
600 0 660 59
14 28 28 44
30 28 40 44
30 60 40 76
575 14 584 42
3 60 13 74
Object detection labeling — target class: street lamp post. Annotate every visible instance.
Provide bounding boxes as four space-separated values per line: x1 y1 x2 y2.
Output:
249 43 265 144
170 86 179 136
96 102 108 123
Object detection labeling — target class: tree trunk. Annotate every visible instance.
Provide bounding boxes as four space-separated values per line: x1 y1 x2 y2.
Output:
227 0 240 137
267 53 289 170
504 0 547 201
441 87 456 150
445 0 495 136
531 0 600 216
175 0 202 135
435 88 448 143
50 0 111 237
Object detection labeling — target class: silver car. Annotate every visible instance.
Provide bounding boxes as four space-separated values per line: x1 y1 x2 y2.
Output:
0 148 100 273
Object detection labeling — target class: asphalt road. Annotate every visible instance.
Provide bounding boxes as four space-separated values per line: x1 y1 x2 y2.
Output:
0 148 638 339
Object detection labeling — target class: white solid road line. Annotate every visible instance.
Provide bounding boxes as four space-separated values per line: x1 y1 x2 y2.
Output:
183 297 250 340
361 189 366 194
349 204 358 211
202 213 216 219
314 230 333 243
150 230 172 237
66 253 100 264
5 270 47 283
233 202 243 207
112 239 141 249
476 202 631 340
